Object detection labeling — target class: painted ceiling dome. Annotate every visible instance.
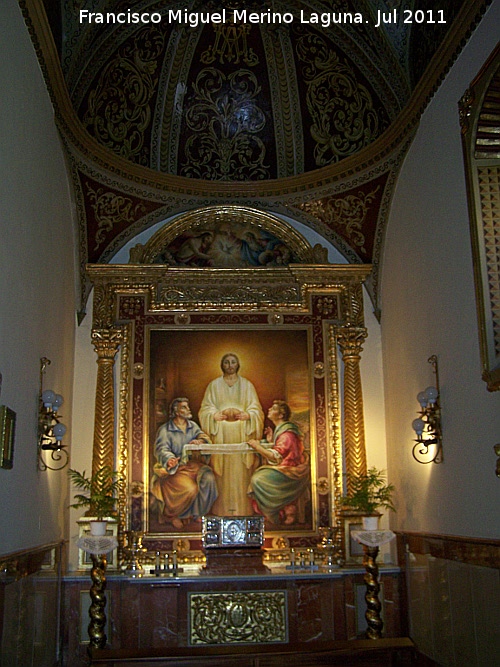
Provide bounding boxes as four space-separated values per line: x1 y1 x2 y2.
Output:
63 0 408 180
23 0 490 313
49 0 467 181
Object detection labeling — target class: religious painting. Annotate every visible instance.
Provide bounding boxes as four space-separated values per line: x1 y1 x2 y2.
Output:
146 328 313 534
149 221 299 268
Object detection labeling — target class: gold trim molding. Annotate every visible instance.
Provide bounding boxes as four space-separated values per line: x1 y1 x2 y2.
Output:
460 42 500 391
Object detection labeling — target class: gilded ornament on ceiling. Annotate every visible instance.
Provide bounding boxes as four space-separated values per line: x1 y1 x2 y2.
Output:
86 184 148 251
180 68 270 180
300 186 381 256
201 22 259 66
81 26 165 165
295 28 388 167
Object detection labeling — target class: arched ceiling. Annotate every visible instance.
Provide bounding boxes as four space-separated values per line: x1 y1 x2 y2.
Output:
64 1 405 178
21 0 492 315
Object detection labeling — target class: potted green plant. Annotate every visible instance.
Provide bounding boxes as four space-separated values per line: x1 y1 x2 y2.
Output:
69 466 122 536
340 467 395 529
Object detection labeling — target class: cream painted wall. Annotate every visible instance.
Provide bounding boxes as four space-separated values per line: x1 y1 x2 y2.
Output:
0 0 76 554
380 0 500 539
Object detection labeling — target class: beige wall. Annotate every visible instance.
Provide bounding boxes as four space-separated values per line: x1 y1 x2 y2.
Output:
0 0 76 554
381 0 500 539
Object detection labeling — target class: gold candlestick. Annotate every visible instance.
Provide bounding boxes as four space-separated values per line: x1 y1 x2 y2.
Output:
123 530 147 576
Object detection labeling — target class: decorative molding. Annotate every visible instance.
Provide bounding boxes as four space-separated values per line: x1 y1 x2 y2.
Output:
0 542 62 582
396 531 500 569
460 41 500 391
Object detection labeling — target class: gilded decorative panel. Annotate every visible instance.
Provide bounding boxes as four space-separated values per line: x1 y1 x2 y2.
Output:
188 591 287 645
298 173 389 263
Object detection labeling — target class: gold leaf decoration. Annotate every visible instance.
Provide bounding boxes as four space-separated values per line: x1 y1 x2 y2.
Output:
296 30 384 166
189 591 287 645
201 23 259 67
180 68 270 180
302 187 380 254
86 184 147 251
82 26 165 165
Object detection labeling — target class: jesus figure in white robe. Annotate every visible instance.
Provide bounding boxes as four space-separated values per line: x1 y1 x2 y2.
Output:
199 353 264 515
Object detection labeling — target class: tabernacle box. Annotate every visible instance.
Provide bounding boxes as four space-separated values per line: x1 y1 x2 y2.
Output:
202 516 264 549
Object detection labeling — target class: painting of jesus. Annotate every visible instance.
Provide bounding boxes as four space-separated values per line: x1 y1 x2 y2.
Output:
147 328 313 534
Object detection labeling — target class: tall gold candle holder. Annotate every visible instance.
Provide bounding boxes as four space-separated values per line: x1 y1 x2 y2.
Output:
123 530 147 576
318 526 342 570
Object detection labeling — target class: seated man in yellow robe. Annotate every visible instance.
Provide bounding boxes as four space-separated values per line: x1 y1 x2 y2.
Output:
151 397 217 529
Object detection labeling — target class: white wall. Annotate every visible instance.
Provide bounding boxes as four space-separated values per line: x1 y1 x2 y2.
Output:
0 0 76 554
380 0 500 539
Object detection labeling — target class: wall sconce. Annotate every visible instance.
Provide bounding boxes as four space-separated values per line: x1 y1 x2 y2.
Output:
38 357 69 471
411 355 443 464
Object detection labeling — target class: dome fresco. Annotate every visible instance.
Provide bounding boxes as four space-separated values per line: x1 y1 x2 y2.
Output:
24 0 490 312
69 10 400 179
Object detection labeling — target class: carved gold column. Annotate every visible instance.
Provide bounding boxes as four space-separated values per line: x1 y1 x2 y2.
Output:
91 328 123 478
337 327 368 492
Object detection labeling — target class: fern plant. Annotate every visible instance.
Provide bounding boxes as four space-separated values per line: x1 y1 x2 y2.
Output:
340 467 395 515
69 466 122 520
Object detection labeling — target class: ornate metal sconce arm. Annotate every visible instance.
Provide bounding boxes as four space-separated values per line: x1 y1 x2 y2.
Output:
411 355 443 464
37 357 69 471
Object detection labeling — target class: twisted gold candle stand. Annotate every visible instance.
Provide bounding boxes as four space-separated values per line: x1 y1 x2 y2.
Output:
351 529 395 640
76 534 118 652
89 554 108 650
362 545 384 639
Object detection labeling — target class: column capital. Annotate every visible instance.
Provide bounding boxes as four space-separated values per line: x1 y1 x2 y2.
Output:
337 326 368 358
91 328 123 359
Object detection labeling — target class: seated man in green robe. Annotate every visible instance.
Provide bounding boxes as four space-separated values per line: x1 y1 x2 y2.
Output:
247 400 309 525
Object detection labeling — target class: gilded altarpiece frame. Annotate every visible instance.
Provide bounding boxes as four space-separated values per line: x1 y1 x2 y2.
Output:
460 43 500 391
87 262 370 560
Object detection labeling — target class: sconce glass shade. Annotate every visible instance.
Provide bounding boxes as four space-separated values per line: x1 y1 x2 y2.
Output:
41 389 56 407
38 357 69 471
53 394 64 410
411 355 442 464
424 386 438 405
417 391 428 408
412 418 425 436
52 422 67 441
